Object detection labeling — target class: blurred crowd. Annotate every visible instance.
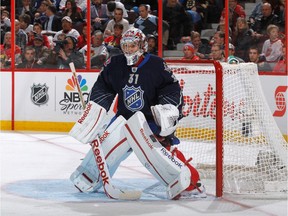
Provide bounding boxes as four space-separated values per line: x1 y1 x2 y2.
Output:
0 0 286 72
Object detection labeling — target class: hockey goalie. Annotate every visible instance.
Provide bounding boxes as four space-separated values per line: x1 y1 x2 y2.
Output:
69 28 206 200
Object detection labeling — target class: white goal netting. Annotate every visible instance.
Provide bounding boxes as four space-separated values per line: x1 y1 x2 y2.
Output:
168 61 287 196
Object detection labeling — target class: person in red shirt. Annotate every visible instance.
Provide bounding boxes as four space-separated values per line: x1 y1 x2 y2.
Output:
104 23 123 51
0 31 21 68
181 43 200 61
273 43 286 73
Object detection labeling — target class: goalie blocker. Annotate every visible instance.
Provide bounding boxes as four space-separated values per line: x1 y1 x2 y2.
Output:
69 101 204 199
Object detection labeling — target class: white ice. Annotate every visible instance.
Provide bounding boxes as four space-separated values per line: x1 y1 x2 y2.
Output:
0 131 287 216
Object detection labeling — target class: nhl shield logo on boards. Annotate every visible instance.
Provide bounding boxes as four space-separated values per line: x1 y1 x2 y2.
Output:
31 84 49 106
123 85 144 111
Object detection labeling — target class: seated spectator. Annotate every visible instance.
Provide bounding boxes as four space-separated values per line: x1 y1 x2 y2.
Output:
210 43 225 61
90 0 109 32
261 24 283 63
79 30 109 68
59 0 87 12
163 0 192 50
17 46 42 68
62 0 84 32
147 34 157 55
0 31 22 68
0 10 11 38
27 23 50 48
47 35 85 69
43 5 62 33
29 34 50 66
15 19 28 52
273 43 286 73
134 4 169 49
77 23 88 50
227 43 244 63
53 16 80 41
232 17 254 62
248 0 268 26
33 0 50 25
220 0 246 33
211 31 225 49
190 31 211 59
104 8 129 38
106 0 128 18
251 3 280 45
248 46 272 72
16 0 35 19
19 14 33 34
104 23 123 51
182 43 200 60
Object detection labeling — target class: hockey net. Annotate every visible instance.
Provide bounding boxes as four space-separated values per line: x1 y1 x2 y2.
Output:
166 60 288 197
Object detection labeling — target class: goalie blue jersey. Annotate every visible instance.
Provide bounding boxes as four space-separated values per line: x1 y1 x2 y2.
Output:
89 53 183 122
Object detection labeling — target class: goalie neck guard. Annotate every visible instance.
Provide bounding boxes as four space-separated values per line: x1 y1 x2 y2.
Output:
120 28 148 66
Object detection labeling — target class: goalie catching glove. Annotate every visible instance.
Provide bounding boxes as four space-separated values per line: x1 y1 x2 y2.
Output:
151 104 179 137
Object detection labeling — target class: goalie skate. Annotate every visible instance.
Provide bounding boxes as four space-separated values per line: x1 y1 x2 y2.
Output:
179 182 207 199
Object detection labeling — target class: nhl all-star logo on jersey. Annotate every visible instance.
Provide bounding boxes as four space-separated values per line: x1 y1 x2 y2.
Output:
31 83 49 106
123 85 144 111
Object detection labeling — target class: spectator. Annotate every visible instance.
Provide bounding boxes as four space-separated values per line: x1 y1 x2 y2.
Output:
29 34 50 66
0 10 11 43
16 0 35 19
190 31 210 59
33 0 50 25
106 0 128 18
27 23 50 48
220 0 246 33
248 46 272 72
15 19 28 52
134 4 169 49
251 3 280 37
104 8 129 38
181 0 208 32
43 5 62 33
77 23 88 49
62 0 84 33
211 31 225 49
47 35 85 69
17 46 42 68
182 43 200 60
273 42 286 73
249 0 268 26
210 43 225 61
59 0 87 12
79 30 109 68
261 24 283 63
227 43 244 63
232 17 254 62
19 13 33 34
90 0 109 32
53 16 80 41
147 34 157 55
163 0 192 50
0 32 22 68
104 23 123 51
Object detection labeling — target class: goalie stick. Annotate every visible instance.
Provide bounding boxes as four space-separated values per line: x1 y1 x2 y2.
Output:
69 62 86 109
90 135 142 200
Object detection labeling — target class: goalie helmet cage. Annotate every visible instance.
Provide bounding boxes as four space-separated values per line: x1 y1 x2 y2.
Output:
166 60 288 198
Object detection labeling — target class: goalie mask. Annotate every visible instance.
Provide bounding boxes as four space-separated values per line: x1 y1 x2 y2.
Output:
120 28 148 66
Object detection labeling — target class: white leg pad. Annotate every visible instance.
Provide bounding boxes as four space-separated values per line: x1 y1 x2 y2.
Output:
70 115 132 193
124 111 191 199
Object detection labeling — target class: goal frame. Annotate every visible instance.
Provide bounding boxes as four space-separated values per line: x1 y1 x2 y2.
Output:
166 60 225 197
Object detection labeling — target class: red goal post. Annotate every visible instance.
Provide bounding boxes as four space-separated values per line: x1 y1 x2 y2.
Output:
166 60 288 197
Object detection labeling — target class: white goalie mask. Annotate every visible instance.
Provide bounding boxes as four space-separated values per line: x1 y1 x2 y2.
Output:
120 28 148 66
